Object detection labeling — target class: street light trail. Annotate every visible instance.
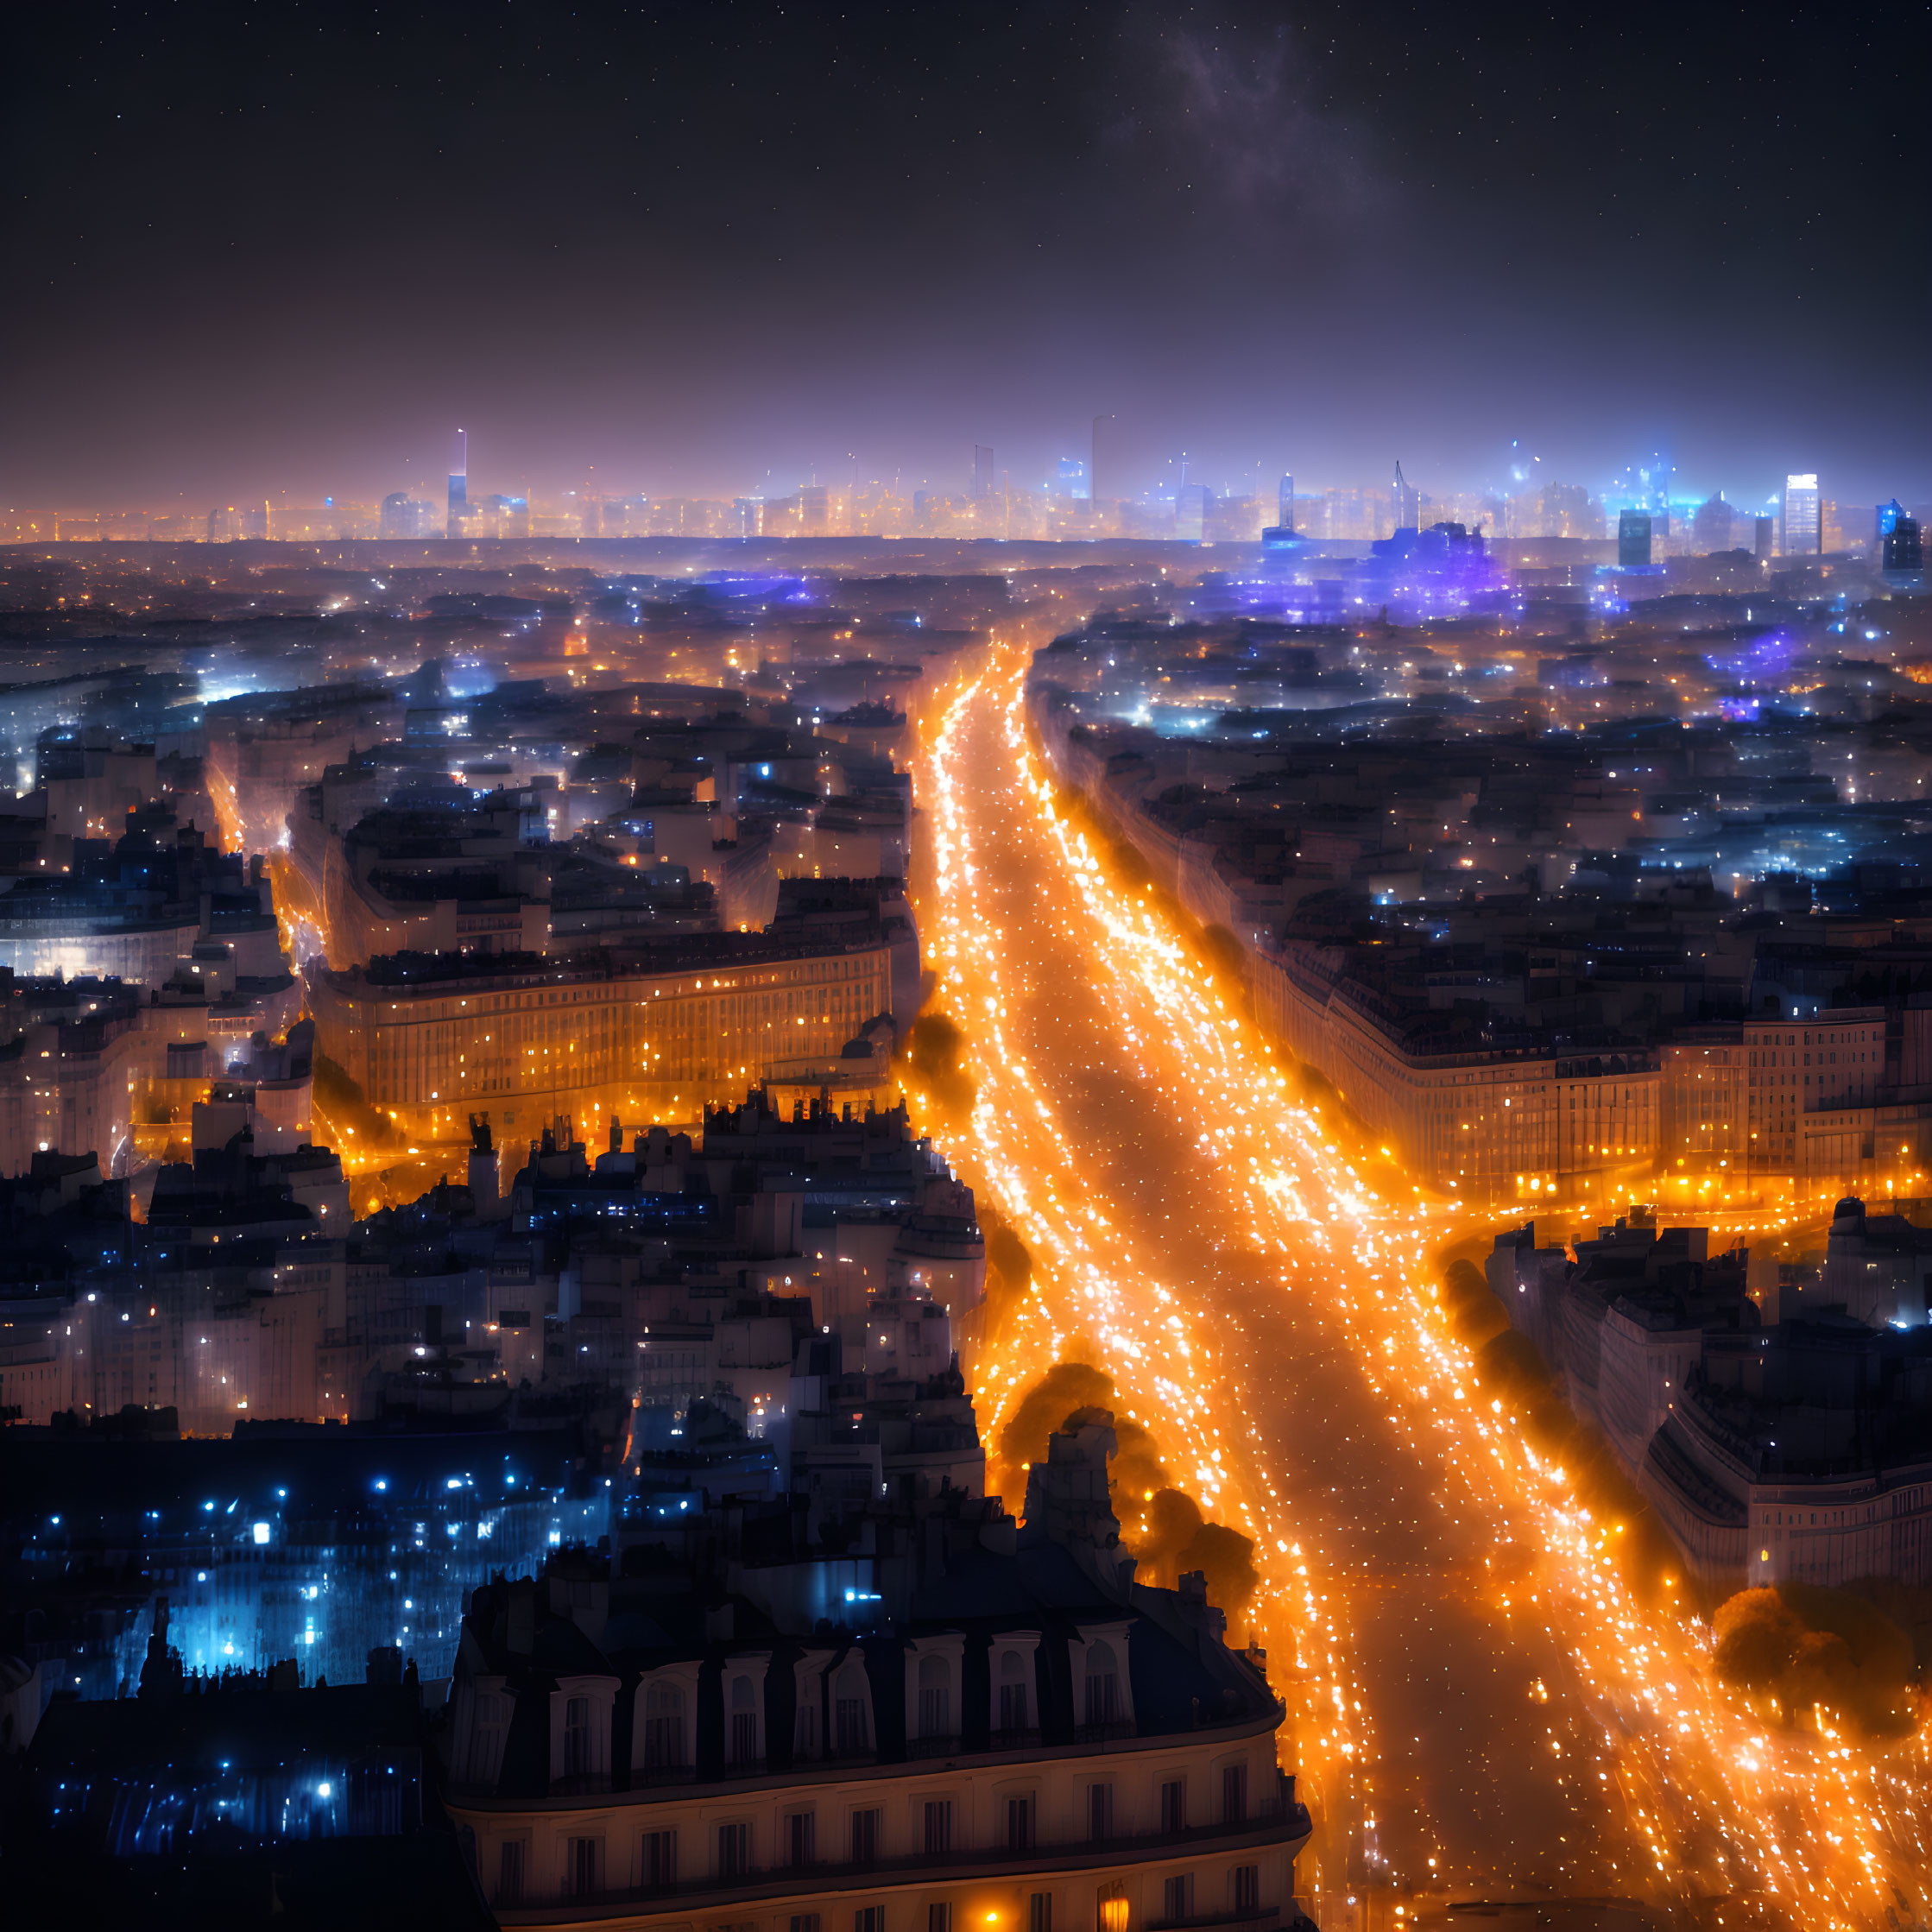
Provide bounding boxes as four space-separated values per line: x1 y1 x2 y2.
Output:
912 638 1932 1927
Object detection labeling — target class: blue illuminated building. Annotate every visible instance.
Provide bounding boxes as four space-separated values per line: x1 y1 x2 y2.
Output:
3 1423 609 1698
13 1674 494 1930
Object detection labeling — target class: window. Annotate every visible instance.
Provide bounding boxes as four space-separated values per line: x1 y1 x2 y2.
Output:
643 1679 686 1769
918 1655 952 1739
832 1657 872 1755
1222 1763 1247 1824
786 1810 817 1868
563 1696 592 1776
717 1822 751 1880
1083 1642 1119 1727
998 1651 1031 1733
923 1800 952 1856
929 1908 952 1932
1029 1895 1053 1932
497 1839 525 1907
794 1701 818 1759
836 1689 871 1755
1233 1866 1260 1915
1163 1875 1194 1923
729 1675 761 1765
468 1691 509 1787
643 1829 678 1890
565 1836 601 1899
1007 1796 1034 1852
856 1910 885 1932
792 1918 823 1932
1087 1783 1114 1842
1160 1780 1187 1834
851 1808 881 1865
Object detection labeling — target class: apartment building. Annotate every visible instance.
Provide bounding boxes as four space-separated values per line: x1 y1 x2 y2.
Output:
444 1424 1310 1931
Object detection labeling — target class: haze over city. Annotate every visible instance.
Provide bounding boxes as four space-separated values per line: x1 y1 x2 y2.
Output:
4 3 1929 511
4 8 1932 1932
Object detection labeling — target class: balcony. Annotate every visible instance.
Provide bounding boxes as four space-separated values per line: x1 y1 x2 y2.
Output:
906 1734 960 1760
495 1800 1313 1924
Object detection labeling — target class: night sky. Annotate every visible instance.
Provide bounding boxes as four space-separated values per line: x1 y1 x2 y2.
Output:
4 2 1926 509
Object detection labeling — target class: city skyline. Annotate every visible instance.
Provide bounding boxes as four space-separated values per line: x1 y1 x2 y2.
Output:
4 439 1912 528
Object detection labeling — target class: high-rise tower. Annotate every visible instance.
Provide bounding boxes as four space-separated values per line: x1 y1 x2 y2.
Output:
1782 473 1821 556
1393 461 1420 532
446 428 468 539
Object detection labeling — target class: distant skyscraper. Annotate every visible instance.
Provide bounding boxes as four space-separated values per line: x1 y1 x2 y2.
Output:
1692 492 1733 554
446 428 468 540
1393 461 1419 531
1176 483 1211 542
1054 457 1086 499
1878 498 1909 547
1618 509 1653 568
380 491 438 540
1783 473 1821 556
799 484 830 533
1279 474 1295 533
1753 516 1775 561
972 445 994 500
1884 515 1923 576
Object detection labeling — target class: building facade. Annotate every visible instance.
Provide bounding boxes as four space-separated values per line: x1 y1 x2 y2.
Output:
310 936 895 1140
443 1424 1310 1932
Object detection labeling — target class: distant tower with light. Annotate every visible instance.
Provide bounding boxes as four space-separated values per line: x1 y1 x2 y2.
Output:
972 445 994 500
1262 470 1304 557
1782 472 1821 556
446 428 468 539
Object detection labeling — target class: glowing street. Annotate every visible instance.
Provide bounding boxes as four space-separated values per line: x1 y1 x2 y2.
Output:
911 638 1932 1929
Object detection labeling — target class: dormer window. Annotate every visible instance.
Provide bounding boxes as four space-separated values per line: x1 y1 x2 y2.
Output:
631 1661 702 1779
1071 1621 1136 1734
548 1673 617 1791
723 1653 770 1768
999 1651 1030 1732
831 1654 873 1757
918 1654 952 1739
1083 1642 1119 1726
903 1634 964 1753
641 1678 686 1770
988 1632 1041 1739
